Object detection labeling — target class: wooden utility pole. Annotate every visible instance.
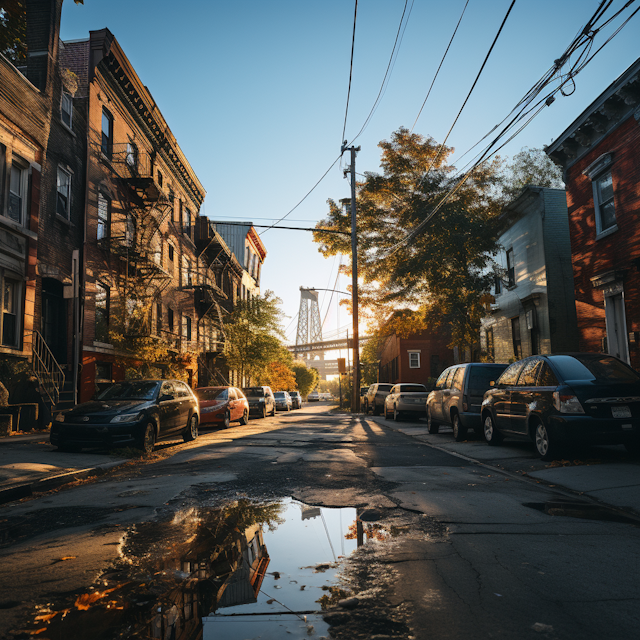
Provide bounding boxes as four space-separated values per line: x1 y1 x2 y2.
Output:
347 145 361 413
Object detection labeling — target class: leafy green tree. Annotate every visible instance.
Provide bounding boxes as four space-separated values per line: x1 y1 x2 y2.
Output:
500 146 564 203
224 291 286 384
314 127 503 356
291 360 319 397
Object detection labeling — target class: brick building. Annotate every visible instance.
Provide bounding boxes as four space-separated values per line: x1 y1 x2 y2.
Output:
63 29 215 401
546 57 640 367
481 187 579 362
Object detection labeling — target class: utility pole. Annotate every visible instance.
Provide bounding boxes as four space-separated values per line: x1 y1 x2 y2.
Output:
343 143 361 413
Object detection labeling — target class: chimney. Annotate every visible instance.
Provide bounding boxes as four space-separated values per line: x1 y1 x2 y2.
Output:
25 0 62 93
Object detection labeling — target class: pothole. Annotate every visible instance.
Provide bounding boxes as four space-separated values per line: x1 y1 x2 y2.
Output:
12 498 363 640
523 500 639 525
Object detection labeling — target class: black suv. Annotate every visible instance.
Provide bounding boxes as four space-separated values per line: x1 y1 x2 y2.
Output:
481 353 640 460
50 380 199 454
242 386 276 418
426 363 508 440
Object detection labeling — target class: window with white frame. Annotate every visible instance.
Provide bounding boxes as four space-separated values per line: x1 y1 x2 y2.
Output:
1 273 21 348
97 192 110 240
594 170 616 234
8 161 27 225
56 167 71 219
408 351 421 368
61 92 73 128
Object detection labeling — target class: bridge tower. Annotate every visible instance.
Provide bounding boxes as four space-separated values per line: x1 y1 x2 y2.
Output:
296 288 325 373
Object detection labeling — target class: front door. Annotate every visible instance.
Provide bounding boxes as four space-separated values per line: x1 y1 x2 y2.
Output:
605 292 629 363
42 279 67 365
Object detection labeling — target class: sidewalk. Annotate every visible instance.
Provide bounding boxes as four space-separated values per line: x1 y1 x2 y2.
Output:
375 419 640 518
0 431 127 504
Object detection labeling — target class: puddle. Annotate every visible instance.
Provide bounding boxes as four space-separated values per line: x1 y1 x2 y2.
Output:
14 498 362 639
523 500 639 525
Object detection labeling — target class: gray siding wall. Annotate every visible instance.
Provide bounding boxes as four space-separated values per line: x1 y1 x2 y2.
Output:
211 222 251 270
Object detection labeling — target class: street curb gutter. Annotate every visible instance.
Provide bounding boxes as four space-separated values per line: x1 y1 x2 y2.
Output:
0 460 127 506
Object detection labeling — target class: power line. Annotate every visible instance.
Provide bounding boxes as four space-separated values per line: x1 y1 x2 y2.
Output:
341 0 359 146
411 0 470 133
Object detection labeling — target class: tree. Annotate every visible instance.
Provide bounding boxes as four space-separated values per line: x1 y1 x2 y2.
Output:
262 361 297 391
224 292 286 384
500 147 564 203
291 360 319 397
314 127 504 356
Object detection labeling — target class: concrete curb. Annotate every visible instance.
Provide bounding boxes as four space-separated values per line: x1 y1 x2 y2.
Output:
0 459 128 505
0 432 50 445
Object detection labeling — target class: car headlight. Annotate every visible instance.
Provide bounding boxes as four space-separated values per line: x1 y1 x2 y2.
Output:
54 413 65 422
110 412 143 423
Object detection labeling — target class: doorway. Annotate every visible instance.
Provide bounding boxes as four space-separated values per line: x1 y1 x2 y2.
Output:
42 278 67 365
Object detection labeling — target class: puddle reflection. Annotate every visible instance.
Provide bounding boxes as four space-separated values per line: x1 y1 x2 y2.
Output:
18 499 358 639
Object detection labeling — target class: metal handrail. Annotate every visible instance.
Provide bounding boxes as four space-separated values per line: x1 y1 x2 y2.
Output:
32 331 65 406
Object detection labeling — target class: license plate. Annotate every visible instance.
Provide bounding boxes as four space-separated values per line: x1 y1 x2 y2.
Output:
612 406 632 418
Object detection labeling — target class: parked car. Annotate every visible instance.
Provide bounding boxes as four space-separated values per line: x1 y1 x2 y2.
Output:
308 390 320 402
195 386 249 428
426 363 509 441
242 386 276 418
363 383 394 415
50 380 199 454
290 391 302 409
274 391 293 411
481 353 640 460
384 383 430 420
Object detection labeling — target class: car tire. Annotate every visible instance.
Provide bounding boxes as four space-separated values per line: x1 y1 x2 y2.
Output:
138 422 156 455
534 421 557 461
223 411 231 428
262 406 267 419
183 414 199 442
240 409 249 425
373 404 381 416
385 405 391 419
483 414 503 446
452 413 467 442
427 408 440 434
393 406 400 421
271 405 276 417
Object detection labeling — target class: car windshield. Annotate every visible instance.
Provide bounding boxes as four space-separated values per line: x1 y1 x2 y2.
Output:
98 381 159 401
377 384 393 392
548 355 640 383
398 385 427 392
274 392 287 398
243 387 264 397
195 388 228 401
468 365 508 393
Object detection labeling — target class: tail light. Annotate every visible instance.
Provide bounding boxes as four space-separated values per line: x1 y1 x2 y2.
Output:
553 390 585 414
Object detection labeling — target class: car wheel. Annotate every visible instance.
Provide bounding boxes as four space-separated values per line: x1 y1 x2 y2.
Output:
183 414 198 442
393 406 400 421
271 405 276 417
223 411 231 428
452 413 467 442
138 422 156 455
427 408 439 434
483 414 503 446
385 405 391 419
240 409 249 425
534 421 557 461
262 405 267 419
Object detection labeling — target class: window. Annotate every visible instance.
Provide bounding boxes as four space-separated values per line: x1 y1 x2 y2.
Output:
408 351 420 368
101 108 113 159
157 170 163 188
95 282 109 343
156 302 162 335
494 275 502 295
183 315 192 341
126 142 138 171
167 307 174 333
486 327 495 361
97 192 110 240
168 243 174 263
506 249 515 287
444 367 456 388
182 256 191 286
184 207 191 238
61 92 73 128
1 276 20 347
56 167 71 219
537 362 559 387
497 361 524 386
125 213 136 247
451 367 465 391
517 359 541 386
8 162 26 224
594 170 616 234
511 316 522 360
95 362 112 383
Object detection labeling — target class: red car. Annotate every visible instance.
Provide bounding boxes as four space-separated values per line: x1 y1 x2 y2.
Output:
195 386 249 428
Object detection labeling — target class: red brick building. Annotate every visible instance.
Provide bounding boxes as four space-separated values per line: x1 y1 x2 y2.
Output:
546 57 640 367
378 327 454 386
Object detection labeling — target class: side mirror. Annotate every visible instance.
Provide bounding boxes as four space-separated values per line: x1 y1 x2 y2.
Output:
160 393 174 402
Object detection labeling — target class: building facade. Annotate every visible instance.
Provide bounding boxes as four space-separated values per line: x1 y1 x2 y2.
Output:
481 187 579 362
546 57 640 367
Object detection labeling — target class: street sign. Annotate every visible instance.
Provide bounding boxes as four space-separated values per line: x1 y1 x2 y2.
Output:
337 358 346 374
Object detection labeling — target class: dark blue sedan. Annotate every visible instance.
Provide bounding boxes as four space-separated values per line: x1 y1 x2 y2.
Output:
481 354 640 460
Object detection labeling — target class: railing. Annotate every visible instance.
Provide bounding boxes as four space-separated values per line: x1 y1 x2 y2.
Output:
197 355 229 387
32 331 65 407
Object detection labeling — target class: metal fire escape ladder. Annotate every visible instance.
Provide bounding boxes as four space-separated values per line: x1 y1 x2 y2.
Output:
32 331 65 407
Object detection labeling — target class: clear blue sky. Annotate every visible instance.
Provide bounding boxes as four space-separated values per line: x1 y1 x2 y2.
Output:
60 0 640 344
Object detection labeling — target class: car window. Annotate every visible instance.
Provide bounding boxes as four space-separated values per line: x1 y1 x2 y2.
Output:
228 388 237 400
274 392 286 397
468 365 508 394
443 368 456 388
174 383 189 398
548 354 640 383
537 362 559 387
517 359 542 386
98 381 160 401
435 371 448 390
160 382 175 398
377 384 393 392
451 367 465 391
398 384 427 393
243 387 264 397
498 361 525 386
196 388 227 401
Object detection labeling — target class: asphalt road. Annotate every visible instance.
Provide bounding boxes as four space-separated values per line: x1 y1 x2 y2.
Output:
1 403 639 639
